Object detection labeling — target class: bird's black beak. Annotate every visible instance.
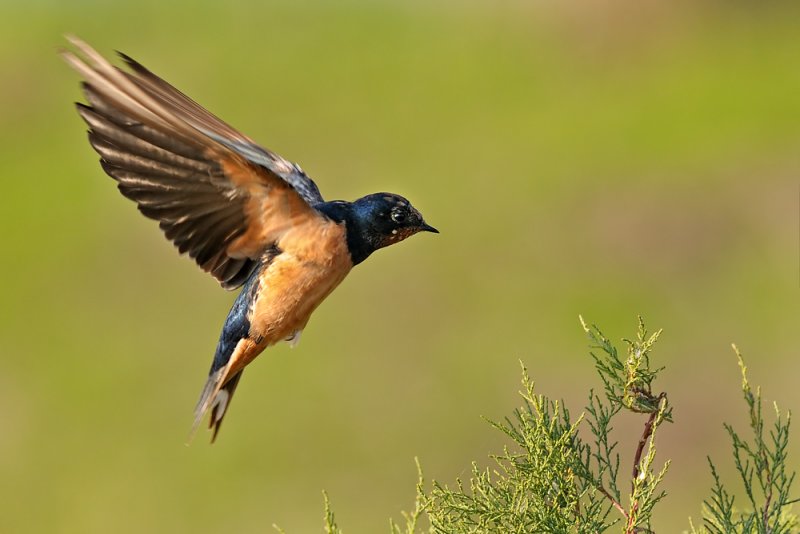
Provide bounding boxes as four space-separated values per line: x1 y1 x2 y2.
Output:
420 223 439 234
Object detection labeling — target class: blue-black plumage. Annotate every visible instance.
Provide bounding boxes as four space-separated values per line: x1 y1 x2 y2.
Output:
63 36 437 442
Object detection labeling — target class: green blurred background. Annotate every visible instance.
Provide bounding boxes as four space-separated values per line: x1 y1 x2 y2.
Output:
1 1 798 532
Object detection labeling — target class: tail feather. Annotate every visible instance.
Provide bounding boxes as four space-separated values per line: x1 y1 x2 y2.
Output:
187 263 264 443
209 371 243 442
189 368 243 443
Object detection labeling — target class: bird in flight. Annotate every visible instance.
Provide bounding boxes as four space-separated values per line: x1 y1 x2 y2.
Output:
61 36 437 442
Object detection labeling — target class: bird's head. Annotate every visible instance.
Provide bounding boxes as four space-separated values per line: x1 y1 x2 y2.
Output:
347 192 437 262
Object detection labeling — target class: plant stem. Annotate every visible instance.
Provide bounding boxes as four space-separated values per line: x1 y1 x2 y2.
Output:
626 501 639 533
597 484 628 520
631 394 665 491
627 393 666 533
761 465 772 532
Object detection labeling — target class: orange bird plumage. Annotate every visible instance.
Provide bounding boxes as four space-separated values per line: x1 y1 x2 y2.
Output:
62 37 437 441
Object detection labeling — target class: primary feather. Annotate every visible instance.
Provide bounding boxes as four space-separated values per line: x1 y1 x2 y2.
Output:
63 36 326 289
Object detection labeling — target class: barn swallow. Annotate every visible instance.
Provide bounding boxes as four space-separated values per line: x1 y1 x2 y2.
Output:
61 37 437 442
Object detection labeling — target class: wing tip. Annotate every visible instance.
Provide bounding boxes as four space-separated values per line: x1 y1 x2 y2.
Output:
116 50 143 71
63 33 82 47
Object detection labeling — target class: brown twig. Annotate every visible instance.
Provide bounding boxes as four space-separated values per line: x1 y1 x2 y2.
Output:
631 411 658 491
626 393 666 534
597 483 627 520
762 463 773 531
626 502 637 532
631 393 666 492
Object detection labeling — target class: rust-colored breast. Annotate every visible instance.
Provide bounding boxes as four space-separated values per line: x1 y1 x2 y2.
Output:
225 220 353 376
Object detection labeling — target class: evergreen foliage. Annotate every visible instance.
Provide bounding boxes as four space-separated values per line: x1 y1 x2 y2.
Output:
299 318 795 533
690 347 797 534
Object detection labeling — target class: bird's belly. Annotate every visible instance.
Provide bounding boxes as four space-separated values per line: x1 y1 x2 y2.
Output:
252 258 349 342
249 226 352 354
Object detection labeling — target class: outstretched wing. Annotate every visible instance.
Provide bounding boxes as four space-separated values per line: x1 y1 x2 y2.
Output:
62 36 325 289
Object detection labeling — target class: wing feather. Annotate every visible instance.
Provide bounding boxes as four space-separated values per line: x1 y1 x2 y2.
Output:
63 37 329 289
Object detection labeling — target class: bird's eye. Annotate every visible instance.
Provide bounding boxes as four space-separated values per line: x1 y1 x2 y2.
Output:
391 210 406 223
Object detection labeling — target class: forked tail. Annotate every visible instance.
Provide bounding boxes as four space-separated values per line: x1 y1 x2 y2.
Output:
190 369 244 443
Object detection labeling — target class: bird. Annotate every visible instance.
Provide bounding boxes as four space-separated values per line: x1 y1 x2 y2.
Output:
61 36 437 442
